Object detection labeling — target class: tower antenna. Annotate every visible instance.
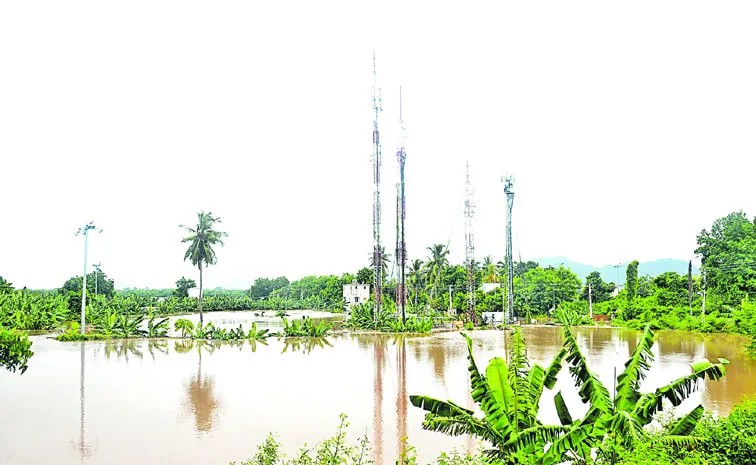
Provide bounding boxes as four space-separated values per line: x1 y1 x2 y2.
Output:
464 162 476 322
396 87 407 323
502 175 515 325
371 51 383 319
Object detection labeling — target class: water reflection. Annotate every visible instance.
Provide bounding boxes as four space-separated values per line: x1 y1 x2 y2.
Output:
71 342 93 461
282 337 332 354
2 329 755 465
395 337 407 464
183 347 220 434
103 339 143 362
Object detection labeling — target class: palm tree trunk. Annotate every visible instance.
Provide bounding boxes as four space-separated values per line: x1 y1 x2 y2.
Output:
198 263 204 328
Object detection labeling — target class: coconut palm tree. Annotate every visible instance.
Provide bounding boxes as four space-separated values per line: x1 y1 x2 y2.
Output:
411 329 568 463
425 244 450 300
368 245 392 284
180 211 228 328
408 259 425 306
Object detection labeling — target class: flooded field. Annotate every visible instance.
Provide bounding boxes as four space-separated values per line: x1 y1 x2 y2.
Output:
1 316 754 465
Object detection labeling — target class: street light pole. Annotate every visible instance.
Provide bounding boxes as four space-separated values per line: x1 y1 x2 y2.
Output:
76 222 102 335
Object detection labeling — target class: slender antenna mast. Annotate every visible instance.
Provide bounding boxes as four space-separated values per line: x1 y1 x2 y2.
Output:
464 162 476 322
396 87 407 324
371 51 383 319
503 175 515 325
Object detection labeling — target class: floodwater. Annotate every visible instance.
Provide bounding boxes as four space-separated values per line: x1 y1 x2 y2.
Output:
1 317 755 465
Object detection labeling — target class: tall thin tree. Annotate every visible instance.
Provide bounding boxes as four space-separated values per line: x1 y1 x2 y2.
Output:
688 260 693 316
180 211 228 328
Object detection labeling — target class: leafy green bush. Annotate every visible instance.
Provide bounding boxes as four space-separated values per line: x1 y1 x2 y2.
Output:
0 326 33 373
282 317 331 337
174 318 195 338
0 291 69 330
229 414 371 465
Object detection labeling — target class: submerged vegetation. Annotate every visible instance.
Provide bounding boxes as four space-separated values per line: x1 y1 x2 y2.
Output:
344 303 436 333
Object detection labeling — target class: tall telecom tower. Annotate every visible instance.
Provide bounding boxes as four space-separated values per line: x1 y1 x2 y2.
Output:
464 162 476 322
371 52 383 318
503 175 515 325
395 88 407 324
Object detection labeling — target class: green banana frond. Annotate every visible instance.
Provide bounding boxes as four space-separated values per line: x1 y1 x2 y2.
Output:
609 410 649 446
668 405 704 436
508 328 535 428
486 357 517 427
633 358 729 425
554 391 573 426
419 412 502 444
561 325 612 414
540 423 597 465
528 346 567 412
410 395 474 417
462 333 515 437
657 434 704 448
506 425 569 451
614 325 654 412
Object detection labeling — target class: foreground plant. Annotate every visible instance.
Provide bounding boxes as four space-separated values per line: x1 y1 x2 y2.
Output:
411 329 568 463
542 312 731 465
230 414 371 465
175 318 195 338
0 326 33 373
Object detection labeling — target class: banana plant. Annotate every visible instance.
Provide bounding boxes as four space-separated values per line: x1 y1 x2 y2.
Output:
247 322 270 341
544 316 730 465
114 314 146 338
174 318 195 338
410 330 568 463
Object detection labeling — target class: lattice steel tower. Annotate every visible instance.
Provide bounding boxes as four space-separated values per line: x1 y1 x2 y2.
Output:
371 52 383 318
395 88 407 324
464 162 476 322
502 175 515 325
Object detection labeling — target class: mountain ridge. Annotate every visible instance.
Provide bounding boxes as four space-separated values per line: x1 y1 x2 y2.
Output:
531 257 699 284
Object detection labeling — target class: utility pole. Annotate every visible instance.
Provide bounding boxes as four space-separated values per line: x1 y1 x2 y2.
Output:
464 162 476 323
502 175 515 325
92 262 102 297
448 285 453 316
588 280 593 320
395 87 407 324
371 51 383 320
688 260 693 317
75 222 102 334
701 268 707 324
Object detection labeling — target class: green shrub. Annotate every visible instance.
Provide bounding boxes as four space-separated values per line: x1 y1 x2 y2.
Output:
0 326 33 373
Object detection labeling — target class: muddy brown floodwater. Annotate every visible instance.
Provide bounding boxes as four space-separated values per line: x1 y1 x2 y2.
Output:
1 316 754 465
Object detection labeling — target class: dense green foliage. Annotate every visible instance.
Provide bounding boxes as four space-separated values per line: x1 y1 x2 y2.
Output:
625 260 638 303
616 397 756 465
0 276 14 293
0 326 33 373
0 291 68 329
282 317 332 337
344 303 435 333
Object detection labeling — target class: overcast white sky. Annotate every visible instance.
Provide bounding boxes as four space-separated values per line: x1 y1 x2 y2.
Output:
2 1 755 290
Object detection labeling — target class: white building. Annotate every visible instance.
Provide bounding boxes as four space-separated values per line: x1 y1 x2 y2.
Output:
480 283 501 293
343 283 370 307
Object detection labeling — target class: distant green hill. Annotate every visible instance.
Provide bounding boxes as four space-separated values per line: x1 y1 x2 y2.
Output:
532 257 699 284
